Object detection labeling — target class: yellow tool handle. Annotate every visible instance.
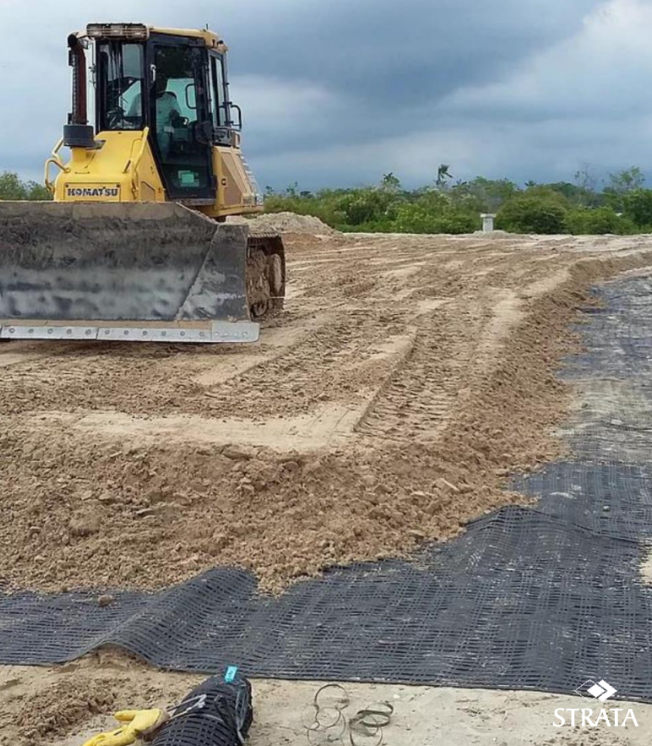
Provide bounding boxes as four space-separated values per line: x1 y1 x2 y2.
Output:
81 708 168 746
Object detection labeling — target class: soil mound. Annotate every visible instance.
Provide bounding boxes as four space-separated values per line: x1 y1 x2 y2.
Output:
252 211 336 235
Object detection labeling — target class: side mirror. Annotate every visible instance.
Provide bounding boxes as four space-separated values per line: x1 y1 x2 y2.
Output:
194 120 214 145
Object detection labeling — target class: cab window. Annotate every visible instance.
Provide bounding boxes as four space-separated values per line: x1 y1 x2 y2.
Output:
97 43 145 131
210 54 230 127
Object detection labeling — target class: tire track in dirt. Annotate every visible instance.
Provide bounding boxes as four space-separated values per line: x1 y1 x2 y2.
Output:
355 301 477 442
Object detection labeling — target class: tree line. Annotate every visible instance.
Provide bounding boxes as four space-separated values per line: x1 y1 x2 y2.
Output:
5 166 652 235
264 166 652 235
0 172 51 201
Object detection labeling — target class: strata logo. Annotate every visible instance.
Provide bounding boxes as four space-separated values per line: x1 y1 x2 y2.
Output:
65 186 120 199
578 679 617 702
553 679 638 728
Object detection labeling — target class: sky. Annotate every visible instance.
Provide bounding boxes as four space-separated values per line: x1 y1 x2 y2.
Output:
1 0 652 190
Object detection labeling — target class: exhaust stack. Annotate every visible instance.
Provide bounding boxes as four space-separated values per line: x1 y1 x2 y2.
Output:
63 35 95 149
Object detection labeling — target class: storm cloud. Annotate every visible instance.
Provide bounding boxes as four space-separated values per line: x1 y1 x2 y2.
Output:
0 0 649 189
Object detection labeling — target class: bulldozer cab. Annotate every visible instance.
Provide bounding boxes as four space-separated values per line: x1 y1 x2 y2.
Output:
84 25 252 212
96 33 232 203
49 24 262 218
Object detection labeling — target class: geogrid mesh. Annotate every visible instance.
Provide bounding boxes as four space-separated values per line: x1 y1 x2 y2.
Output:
2 275 652 700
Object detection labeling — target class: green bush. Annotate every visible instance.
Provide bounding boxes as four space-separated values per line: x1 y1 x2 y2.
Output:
264 184 402 231
623 189 652 228
565 207 631 235
335 189 399 226
435 211 481 234
392 203 479 234
496 196 568 234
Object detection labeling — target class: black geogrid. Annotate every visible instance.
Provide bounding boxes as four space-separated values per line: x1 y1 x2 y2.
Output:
2 277 652 700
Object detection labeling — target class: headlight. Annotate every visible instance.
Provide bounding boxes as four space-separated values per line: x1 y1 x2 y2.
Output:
86 23 149 40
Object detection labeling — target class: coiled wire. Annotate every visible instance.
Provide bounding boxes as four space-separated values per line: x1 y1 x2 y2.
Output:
302 684 393 746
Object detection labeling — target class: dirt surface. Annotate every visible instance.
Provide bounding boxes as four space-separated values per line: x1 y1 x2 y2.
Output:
0 656 648 746
1 232 652 593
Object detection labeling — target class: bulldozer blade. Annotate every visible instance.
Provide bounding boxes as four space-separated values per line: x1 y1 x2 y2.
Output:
0 202 259 343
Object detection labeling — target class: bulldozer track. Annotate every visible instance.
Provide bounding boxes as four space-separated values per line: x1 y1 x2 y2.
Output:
355 301 483 443
246 234 286 319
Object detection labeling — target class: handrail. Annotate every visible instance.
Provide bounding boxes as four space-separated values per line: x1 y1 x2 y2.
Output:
44 138 69 194
125 127 150 199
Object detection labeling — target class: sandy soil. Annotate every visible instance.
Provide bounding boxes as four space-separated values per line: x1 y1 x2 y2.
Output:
0 655 648 746
1 232 652 593
244 211 337 234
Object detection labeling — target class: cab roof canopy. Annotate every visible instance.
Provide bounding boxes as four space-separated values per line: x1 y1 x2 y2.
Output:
82 23 224 49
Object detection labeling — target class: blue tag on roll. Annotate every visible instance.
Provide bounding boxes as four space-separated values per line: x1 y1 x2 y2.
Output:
224 665 238 683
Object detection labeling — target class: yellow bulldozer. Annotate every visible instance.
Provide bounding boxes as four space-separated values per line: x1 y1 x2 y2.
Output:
0 23 285 344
